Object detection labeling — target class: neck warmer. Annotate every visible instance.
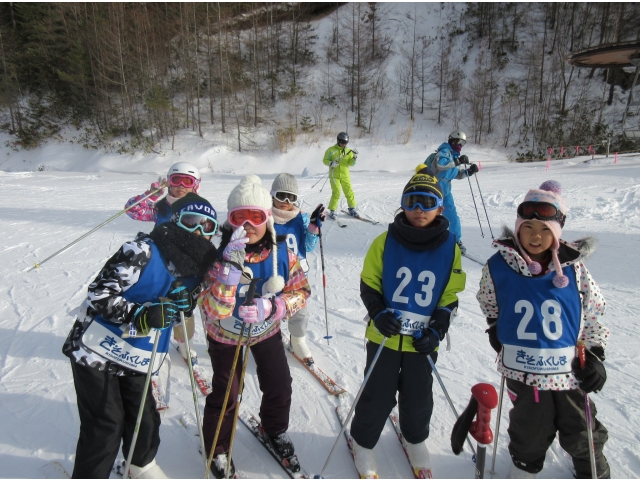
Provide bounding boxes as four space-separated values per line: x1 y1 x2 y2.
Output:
149 222 217 277
388 212 451 251
272 206 300 224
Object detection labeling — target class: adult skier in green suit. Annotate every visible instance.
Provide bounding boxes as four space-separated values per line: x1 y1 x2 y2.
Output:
323 132 359 219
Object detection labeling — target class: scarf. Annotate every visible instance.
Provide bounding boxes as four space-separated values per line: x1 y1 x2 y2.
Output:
149 222 217 277
388 212 451 251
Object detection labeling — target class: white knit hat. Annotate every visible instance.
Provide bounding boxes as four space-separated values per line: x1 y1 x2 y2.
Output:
270 173 298 197
227 175 285 295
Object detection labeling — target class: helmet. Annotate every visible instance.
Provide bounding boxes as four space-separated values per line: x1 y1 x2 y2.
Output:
337 132 349 144
167 162 201 180
448 131 467 143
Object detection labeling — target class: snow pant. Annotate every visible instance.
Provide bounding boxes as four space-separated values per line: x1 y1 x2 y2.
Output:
70 360 160 479
203 330 292 456
287 306 309 338
506 379 610 478
172 313 194 343
350 341 434 449
328 169 357 211
442 191 462 242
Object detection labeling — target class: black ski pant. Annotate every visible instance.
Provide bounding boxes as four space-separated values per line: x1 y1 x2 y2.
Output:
350 341 434 449
70 360 160 479
506 378 610 478
203 330 292 456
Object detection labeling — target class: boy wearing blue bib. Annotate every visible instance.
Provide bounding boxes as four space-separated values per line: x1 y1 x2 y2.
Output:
477 181 610 479
270 173 325 361
350 165 466 477
63 194 218 479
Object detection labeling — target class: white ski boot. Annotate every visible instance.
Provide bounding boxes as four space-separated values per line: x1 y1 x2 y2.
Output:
405 440 432 471
327 210 337 220
351 438 378 478
176 340 198 366
507 463 537 479
291 335 313 362
129 459 169 479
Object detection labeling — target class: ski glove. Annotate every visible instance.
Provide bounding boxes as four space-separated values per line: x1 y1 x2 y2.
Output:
486 325 502 354
167 284 193 314
458 155 470 165
215 261 243 286
466 164 479 176
134 302 180 333
572 348 607 393
329 161 339 168
308 204 325 234
148 176 167 200
223 226 249 267
238 297 286 323
412 328 441 356
373 309 402 337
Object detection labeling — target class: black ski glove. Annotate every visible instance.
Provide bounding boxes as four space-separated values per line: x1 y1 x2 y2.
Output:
485 319 502 353
572 348 607 393
134 302 180 333
458 155 470 165
310 204 326 228
167 284 193 315
466 164 479 176
373 309 402 337
412 327 441 356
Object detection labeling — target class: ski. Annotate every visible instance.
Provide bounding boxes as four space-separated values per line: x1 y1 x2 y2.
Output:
335 404 379 479
40 461 71 479
326 213 347 228
172 339 213 396
341 210 379 225
388 408 433 479
238 406 309 479
283 336 346 396
462 252 485 266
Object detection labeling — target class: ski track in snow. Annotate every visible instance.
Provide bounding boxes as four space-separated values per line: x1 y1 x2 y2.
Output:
1 156 640 478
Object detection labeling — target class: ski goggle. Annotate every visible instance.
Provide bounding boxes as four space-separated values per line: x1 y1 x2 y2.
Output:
273 191 298 204
517 201 566 227
450 138 466 147
228 207 270 228
169 174 198 188
401 192 444 211
177 212 218 236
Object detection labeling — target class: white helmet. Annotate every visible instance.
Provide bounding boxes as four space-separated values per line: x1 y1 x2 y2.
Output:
448 131 467 143
167 162 201 180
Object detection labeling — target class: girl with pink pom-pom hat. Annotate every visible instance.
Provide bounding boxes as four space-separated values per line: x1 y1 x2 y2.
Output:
476 180 611 478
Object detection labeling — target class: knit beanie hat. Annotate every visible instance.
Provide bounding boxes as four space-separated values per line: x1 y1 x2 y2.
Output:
270 173 299 197
514 180 569 288
403 164 444 199
227 175 284 295
170 193 217 222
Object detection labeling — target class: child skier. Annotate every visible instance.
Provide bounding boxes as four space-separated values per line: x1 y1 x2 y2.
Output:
351 165 466 477
124 162 203 364
476 180 610 479
270 172 325 361
199 175 310 478
63 193 218 479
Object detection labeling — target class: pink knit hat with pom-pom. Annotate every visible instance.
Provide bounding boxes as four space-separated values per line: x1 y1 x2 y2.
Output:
514 180 569 288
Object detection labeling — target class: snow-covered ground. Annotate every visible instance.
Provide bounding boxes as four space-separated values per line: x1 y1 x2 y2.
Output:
1 142 639 478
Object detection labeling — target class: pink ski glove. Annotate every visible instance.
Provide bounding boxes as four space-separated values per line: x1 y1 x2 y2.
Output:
148 176 166 201
238 297 286 323
223 226 249 266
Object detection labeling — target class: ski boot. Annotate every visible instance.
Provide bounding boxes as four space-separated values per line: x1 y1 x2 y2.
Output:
347 207 361 218
352 438 378 478
210 453 236 479
291 334 314 365
405 441 431 471
176 340 198 367
327 210 337 220
266 432 295 459
128 459 168 479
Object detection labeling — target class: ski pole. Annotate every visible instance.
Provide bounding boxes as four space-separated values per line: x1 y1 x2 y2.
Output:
312 171 329 189
179 309 208 476
489 376 505 475
578 341 598 479
225 324 255 479
206 278 259 477
474 174 494 240
317 335 389 478
318 223 332 345
319 170 331 193
412 330 477 458
463 164 484 238
27 182 166 272
123 328 164 478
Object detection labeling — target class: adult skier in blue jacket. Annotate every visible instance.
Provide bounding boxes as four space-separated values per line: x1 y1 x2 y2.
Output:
429 131 479 254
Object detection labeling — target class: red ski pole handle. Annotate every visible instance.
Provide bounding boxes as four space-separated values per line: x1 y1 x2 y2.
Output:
577 341 586 369
469 383 498 445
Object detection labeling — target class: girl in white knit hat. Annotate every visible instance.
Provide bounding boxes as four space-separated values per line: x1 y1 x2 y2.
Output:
199 175 310 478
476 180 610 479
270 172 326 362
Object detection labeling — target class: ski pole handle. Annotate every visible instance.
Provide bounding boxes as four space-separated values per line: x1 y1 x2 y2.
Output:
243 277 260 306
469 383 498 445
577 340 586 369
